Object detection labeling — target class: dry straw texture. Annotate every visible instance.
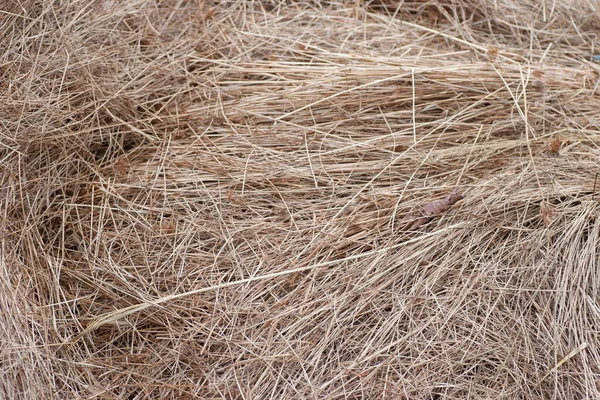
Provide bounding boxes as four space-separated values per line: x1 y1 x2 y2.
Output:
2 0 600 398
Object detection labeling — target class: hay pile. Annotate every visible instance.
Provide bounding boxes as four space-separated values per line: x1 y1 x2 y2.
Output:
2 0 600 398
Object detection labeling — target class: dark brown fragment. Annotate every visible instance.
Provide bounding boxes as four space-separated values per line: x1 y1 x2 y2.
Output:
410 190 464 230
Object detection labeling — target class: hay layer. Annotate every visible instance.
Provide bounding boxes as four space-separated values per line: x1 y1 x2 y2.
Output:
2 0 600 398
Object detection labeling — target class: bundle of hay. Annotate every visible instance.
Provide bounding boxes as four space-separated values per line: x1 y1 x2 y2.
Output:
2 0 600 398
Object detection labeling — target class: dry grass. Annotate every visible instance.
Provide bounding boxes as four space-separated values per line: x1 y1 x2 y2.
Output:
2 0 600 398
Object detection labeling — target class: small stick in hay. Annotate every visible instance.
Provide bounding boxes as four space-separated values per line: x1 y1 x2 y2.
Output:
410 189 464 230
537 342 588 386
